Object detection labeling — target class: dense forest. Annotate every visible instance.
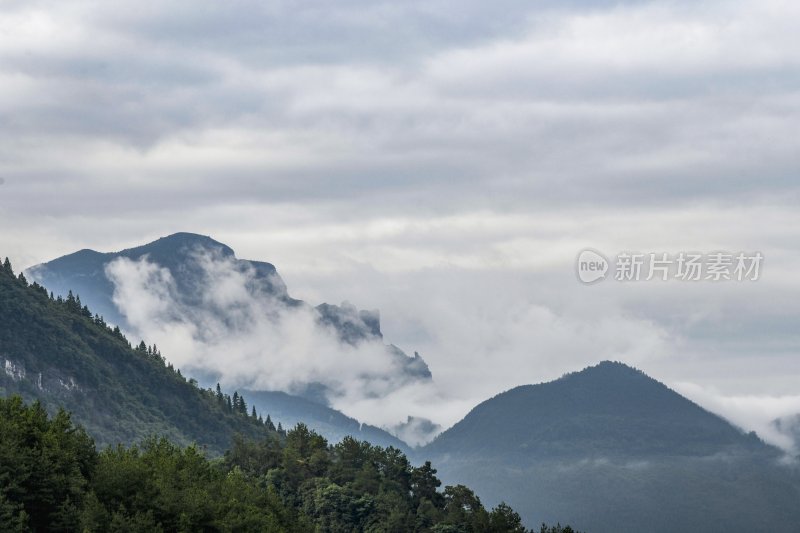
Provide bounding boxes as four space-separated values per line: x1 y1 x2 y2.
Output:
0 396 579 532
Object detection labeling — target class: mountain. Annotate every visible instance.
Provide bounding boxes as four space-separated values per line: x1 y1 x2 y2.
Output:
24 233 423 449
0 258 271 454
423 361 800 533
26 232 431 387
243 389 411 453
26 233 294 330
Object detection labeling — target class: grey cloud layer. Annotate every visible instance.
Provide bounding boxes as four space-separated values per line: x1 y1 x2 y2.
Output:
2 0 799 216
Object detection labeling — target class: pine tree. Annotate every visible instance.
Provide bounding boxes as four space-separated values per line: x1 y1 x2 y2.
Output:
66 290 76 311
216 383 223 402
3 257 13 275
251 406 257 419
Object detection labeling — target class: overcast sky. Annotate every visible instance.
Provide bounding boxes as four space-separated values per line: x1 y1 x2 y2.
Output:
1 0 799 448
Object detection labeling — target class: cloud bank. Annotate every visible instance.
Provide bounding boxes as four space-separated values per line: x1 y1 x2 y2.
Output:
104 251 454 445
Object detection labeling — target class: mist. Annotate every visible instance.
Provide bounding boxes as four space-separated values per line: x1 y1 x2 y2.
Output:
103 250 458 445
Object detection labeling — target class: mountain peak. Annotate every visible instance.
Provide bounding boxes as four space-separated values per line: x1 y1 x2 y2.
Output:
426 361 768 459
564 360 649 382
120 232 235 260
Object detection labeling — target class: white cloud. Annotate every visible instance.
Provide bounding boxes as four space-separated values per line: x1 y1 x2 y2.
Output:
103 252 463 441
674 382 800 454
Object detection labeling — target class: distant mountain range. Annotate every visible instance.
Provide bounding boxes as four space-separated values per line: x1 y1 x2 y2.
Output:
420 362 800 532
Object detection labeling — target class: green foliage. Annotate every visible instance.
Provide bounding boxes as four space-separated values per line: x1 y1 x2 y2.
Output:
0 396 95 531
0 398 573 532
223 428 573 533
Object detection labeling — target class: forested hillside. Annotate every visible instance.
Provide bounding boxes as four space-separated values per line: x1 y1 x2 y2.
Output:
424 362 800 532
0 257 271 453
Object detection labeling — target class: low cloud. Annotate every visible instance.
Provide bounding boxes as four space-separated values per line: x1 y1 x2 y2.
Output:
103 251 458 442
673 382 800 454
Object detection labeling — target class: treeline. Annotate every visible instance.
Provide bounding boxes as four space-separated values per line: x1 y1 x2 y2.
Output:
0 396 579 532
4 257 186 381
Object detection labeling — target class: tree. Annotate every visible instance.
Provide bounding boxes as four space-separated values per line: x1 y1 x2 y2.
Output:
0 397 96 531
442 485 490 531
411 461 444 508
488 502 528 533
